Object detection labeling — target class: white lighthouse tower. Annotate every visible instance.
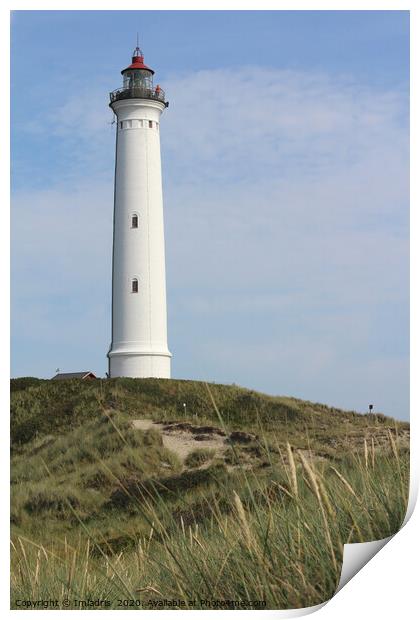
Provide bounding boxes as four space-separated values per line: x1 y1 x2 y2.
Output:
107 46 171 378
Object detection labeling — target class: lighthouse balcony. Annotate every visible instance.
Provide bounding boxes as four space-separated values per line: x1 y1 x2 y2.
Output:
110 86 167 106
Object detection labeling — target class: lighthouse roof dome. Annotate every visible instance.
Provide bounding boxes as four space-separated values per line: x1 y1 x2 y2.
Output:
121 46 154 75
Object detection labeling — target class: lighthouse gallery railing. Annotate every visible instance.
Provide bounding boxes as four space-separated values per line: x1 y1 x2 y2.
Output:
109 86 166 105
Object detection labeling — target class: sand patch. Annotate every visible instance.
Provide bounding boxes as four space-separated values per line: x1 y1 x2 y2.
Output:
132 419 228 462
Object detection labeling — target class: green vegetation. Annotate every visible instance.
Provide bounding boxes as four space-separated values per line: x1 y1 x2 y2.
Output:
185 448 216 468
10 378 409 609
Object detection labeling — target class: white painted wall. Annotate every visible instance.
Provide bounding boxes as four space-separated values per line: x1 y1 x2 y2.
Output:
108 98 171 378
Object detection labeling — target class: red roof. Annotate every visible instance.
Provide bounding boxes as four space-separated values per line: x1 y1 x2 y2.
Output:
121 50 154 75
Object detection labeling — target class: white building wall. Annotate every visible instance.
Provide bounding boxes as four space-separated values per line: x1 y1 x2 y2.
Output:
108 99 171 378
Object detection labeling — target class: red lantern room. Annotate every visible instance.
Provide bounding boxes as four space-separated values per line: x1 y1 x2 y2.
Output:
110 46 167 106
122 46 154 89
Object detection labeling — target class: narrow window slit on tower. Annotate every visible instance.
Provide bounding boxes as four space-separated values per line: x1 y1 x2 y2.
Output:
131 214 138 228
132 278 139 293
149 120 153 128
120 121 123 129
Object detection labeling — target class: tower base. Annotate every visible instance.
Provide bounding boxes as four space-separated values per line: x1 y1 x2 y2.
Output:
108 352 171 379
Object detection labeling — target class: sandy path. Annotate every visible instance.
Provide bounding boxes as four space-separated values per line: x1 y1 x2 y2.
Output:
132 419 227 462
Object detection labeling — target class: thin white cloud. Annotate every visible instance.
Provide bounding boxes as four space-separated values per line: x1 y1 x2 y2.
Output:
162 67 407 182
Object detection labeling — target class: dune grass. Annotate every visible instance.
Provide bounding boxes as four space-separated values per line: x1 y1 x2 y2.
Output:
10 378 409 610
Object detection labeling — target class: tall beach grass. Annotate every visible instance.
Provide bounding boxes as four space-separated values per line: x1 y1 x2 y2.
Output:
11 407 409 610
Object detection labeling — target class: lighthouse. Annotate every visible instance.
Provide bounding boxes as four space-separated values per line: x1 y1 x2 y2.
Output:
107 45 172 378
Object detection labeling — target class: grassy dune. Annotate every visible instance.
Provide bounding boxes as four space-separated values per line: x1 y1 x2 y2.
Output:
10 378 409 610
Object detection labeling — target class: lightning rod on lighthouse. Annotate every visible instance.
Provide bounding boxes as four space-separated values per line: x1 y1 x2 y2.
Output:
107 45 172 378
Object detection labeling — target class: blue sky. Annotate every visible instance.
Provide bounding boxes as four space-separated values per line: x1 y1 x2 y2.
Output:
11 10 409 419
